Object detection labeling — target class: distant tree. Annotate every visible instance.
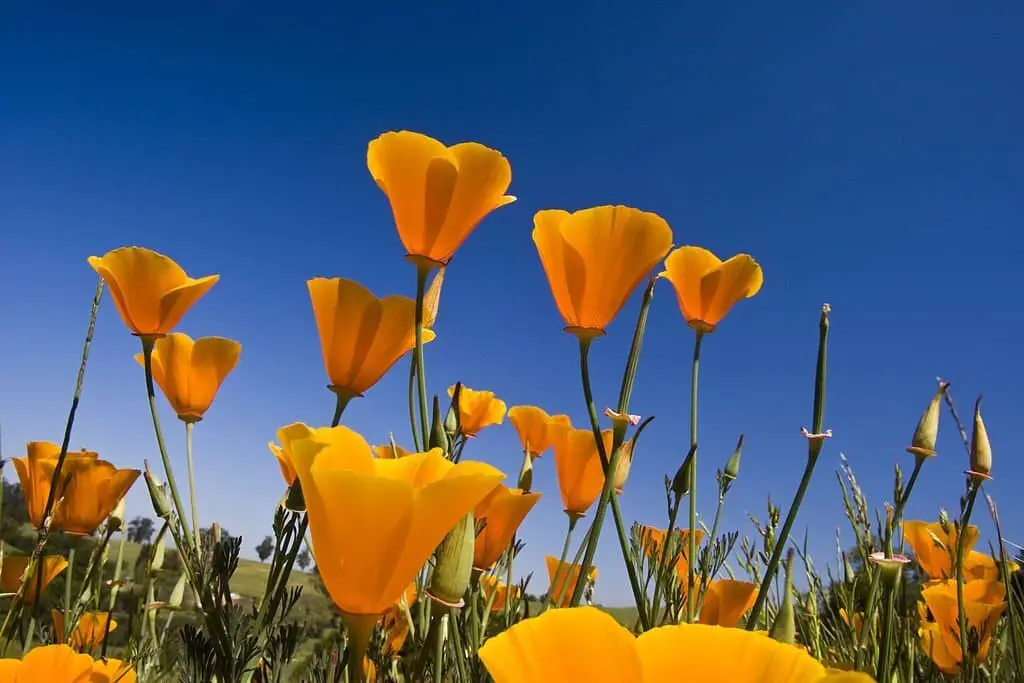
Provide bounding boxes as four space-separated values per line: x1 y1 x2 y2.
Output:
296 549 311 571
256 536 274 562
200 525 234 549
127 516 155 544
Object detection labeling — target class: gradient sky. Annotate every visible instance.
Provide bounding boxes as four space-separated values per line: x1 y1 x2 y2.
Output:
1 3 1021 604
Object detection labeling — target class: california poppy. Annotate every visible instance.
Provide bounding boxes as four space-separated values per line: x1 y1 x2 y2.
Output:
964 550 1019 582
903 520 979 580
0 555 68 602
373 443 411 460
920 579 1006 673
660 246 763 334
551 427 609 517
53 610 118 650
448 385 506 436
268 423 353 487
308 278 434 399
0 644 93 681
87 247 219 337
473 485 541 570
134 333 241 422
481 575 520 612
367 130 515 268
545 556 598 608
91 658 138 682
698 580 759 627
533 206 672 340
507 406 570 458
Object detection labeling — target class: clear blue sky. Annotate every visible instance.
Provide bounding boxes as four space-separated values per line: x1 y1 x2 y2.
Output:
1 3 1020 604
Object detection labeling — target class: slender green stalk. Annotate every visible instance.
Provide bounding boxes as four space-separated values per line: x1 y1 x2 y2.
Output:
408 360 423 451
448 606 469 682
108 530 127 612
184 422 202 557
64 543 77 637
413 266 431 449
695 487 727 616
650 480 686 627
609 494 649 627
988 495 1023 680
955 479 981 672
686 332 703 622
432 612 448 683
544 516 578 610
503 536 514 626
330 390 353 428
141 338 196 551
747 304 830 630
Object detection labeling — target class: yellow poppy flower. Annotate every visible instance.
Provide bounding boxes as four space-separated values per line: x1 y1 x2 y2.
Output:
268 423 352 487
307 277 435 399
0 644 93 681
551 427 609 517
480 606 856 682
507 406 570 458
87 247 219 337
373 443 411 459
839 608 865 636
367 130 515 268
903 520 980 580
545 556 598 608
448 385 506 436
52 610 118 650
699 580 759 627
533 206 673 340
920 579 1005 671
133 333 241 422
290 428 504 616
91 658 137 683
481 575 520 612
919 621 960 675
0 555 68 602
14 444 140 535
473 485 541 570
638 526 705 577
660 246 763 334
963 550 1019 582
381 584 417 655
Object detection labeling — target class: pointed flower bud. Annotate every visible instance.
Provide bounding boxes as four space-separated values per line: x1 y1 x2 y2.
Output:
108 497 127 532
445 383 462 439
723 435 744 482
671 449 695 498
144 462 171 520
429 395 450 454
428 512 475 607
770 550 796 644
969 396 992 480
907 381 949 459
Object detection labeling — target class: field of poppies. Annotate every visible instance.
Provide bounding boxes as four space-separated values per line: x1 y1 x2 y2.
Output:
0 130 1016 682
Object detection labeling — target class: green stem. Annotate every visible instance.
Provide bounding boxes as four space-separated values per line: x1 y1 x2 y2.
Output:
988 495 1024 680
955 480 981 672
610 493 650 628
414 266 431 450
545 516 577 610
184 422 201 557
432 612 448 683
747 305 830 630
64 543 77 636
650 495 681 626
686 332 703 622
695 487 727 616
408 358 423 451
330 390 353 428
141 338 196 552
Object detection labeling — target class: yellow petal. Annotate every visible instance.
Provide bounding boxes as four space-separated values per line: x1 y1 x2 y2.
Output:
18 644 92 681
661 246 763 331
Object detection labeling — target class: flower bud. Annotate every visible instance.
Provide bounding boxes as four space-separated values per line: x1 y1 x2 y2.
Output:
144 462 171 520
723 435 744 482
429 395 450 454
517 452 534 493
610 441 634 494
108 497 127 532
151 523 169 571
428 512 475 607
445 383 462 439
969 396 992 479
770 550 796 644
671 448 695 498
907 381 949 459
285 480 306 512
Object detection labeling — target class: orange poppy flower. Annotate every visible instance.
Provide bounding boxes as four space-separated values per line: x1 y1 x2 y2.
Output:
0 644 94 681
381 584 417 654
545 556 598 608
13 444 140 536
52 610 118 650
91 658 138 682
481 575 520 612
448 385 507 436
133 333 241 422
699 580 758 627
367 130 515 268
0 555 68 602
507 406 570 458
473 485 541 570
532 206 672 340
551 427 609 517
479 606 854 683
839 608 865 636
308 277 435 398
268 423 354 487
963 550 1019 582
660 246 763 334
920 579 1006 673
87 247 219 337
903 520 980 580
290 428 503 616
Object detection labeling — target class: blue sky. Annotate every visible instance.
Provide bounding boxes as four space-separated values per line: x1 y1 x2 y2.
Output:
1 3 1021 604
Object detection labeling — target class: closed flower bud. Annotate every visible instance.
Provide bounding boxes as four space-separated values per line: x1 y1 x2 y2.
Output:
285 480 306 512
969 397 992 479
517 452 534 493
907 381 949 459
723 435 744 482
428 512 475 607
610 441 634 494
445 384 462 438
108 497 127 532
671 449 695 498
430 396 450 454
144 463 171 520
770 550 796 644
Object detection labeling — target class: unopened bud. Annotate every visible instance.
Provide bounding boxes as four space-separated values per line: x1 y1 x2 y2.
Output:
671 448 696 498
151 523 169 571
210 523 223 545
723 435 744 482
428 513 475 607
423 268 445 329
108 497 127 532
517 452 534 493
144 462 171 520
445 384 462 439
429 396 450 454
907 381 949 459
285 479 306 512
969 397 992 479
610 441 634 494
770 550 796 644
843 553 855 585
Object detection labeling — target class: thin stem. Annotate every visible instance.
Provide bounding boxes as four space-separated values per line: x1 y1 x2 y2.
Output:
64 543 77 637
544 516 577 610
955 480 981 671
184 422 201 557
414 266 431 449
408 359 423 451
141 338 196 551
432 612 448 683
695 488 727 616
650 495 681 626
330 390 354 428
686 332 703 622
988 495 1024 680
609 493 649 628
